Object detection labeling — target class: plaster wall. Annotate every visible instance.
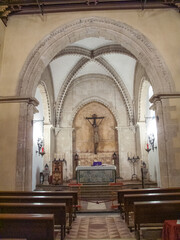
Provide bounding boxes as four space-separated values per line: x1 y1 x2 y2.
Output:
0 21 5 79
0 103 19 190
32 88 44 190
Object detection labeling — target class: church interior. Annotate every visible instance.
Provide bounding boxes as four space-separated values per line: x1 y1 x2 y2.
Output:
0 0 180 239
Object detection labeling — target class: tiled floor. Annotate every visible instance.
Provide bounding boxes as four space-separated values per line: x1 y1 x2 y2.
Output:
65 213 135 239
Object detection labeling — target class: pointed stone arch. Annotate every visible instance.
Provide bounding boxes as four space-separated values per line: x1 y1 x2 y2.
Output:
17 16 175 98
38 81 52 124
70 96 120 127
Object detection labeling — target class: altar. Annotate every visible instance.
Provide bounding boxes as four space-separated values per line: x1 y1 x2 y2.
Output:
76 165 116 184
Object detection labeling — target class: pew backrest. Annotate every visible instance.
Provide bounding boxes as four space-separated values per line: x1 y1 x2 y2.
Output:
134 200 180 225
0 190 78 205
0 195 73 228
118 187 180 212
0 213 54 240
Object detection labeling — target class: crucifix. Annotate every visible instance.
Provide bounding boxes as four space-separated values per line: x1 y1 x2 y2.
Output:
86 114 104 154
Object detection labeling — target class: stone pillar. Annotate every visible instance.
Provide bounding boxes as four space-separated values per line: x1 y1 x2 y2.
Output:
152 99 169 187
16 97 38 190
116 126 137 180
150 93 180 187
55 127 74 181
44 124 53 173
137 122 148 164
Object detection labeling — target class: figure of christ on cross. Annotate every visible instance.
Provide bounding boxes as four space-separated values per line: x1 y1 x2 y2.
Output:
86 114 104 154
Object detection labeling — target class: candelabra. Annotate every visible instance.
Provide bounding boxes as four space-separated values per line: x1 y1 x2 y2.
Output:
127 155 140 180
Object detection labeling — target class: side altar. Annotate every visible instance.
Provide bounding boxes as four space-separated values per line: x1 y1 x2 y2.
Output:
76 165 116 184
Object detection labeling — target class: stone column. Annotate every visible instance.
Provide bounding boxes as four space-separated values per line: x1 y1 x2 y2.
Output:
116 126 137 180
150 93 180 187
55 127 74 182
137 122 148 164
152 99 169 187
16 97 38 190
44 124 53 173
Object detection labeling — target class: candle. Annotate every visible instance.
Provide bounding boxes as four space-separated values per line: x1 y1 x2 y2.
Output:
41 147 44 153
147 143 149 149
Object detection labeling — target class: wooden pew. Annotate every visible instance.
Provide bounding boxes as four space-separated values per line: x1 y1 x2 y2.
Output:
124 192 180 225
0 190 78 219
0 202 66 240
0 195 73 230
134 200 180 240
117 187 180 213
0 213 55 240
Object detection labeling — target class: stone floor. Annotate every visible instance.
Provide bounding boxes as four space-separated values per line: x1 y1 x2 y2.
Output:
59 201 162 240
65 213 135 239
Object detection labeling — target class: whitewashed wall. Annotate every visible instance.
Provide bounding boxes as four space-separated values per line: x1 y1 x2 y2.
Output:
32 88 44 190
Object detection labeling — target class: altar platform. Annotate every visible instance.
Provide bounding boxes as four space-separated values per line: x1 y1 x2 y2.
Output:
76 165 116 184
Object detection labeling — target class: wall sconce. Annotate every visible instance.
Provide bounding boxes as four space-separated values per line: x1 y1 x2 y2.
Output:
145 143 151 153
36 138 45 156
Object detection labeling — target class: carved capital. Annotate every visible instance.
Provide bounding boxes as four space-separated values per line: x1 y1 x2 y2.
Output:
150 93 180 104
0 96 39 106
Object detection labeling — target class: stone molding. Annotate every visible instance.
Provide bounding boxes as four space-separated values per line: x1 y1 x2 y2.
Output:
56 57 89 121
54 44 136 60
38 81 51 124
138 78 150 122
17 16 175 98
0 96 38 106
97 57 133 122
150 93 180 103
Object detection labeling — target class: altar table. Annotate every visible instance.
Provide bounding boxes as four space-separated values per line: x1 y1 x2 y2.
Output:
76 165 116 184
162 220 180 240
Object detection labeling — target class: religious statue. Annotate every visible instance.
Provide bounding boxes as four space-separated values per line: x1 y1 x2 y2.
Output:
86 114 104 154
52 159 63 185
42 164 50 185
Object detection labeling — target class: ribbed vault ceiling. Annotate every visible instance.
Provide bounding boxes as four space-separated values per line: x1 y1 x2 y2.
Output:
49 37 137 101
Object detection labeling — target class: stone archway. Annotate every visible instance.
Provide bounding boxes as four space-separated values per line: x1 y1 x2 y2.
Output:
16 16 175 189
17 17 175 97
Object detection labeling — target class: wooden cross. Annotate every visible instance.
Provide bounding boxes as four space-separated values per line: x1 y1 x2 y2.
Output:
86 114 104 154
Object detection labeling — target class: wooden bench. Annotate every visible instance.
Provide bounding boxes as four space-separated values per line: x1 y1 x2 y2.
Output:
134 200 180 240
0 213 55 240
0 202 66 240
117 187 180 213
124 192 180 225
0 195 73 230
0 190 78 220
